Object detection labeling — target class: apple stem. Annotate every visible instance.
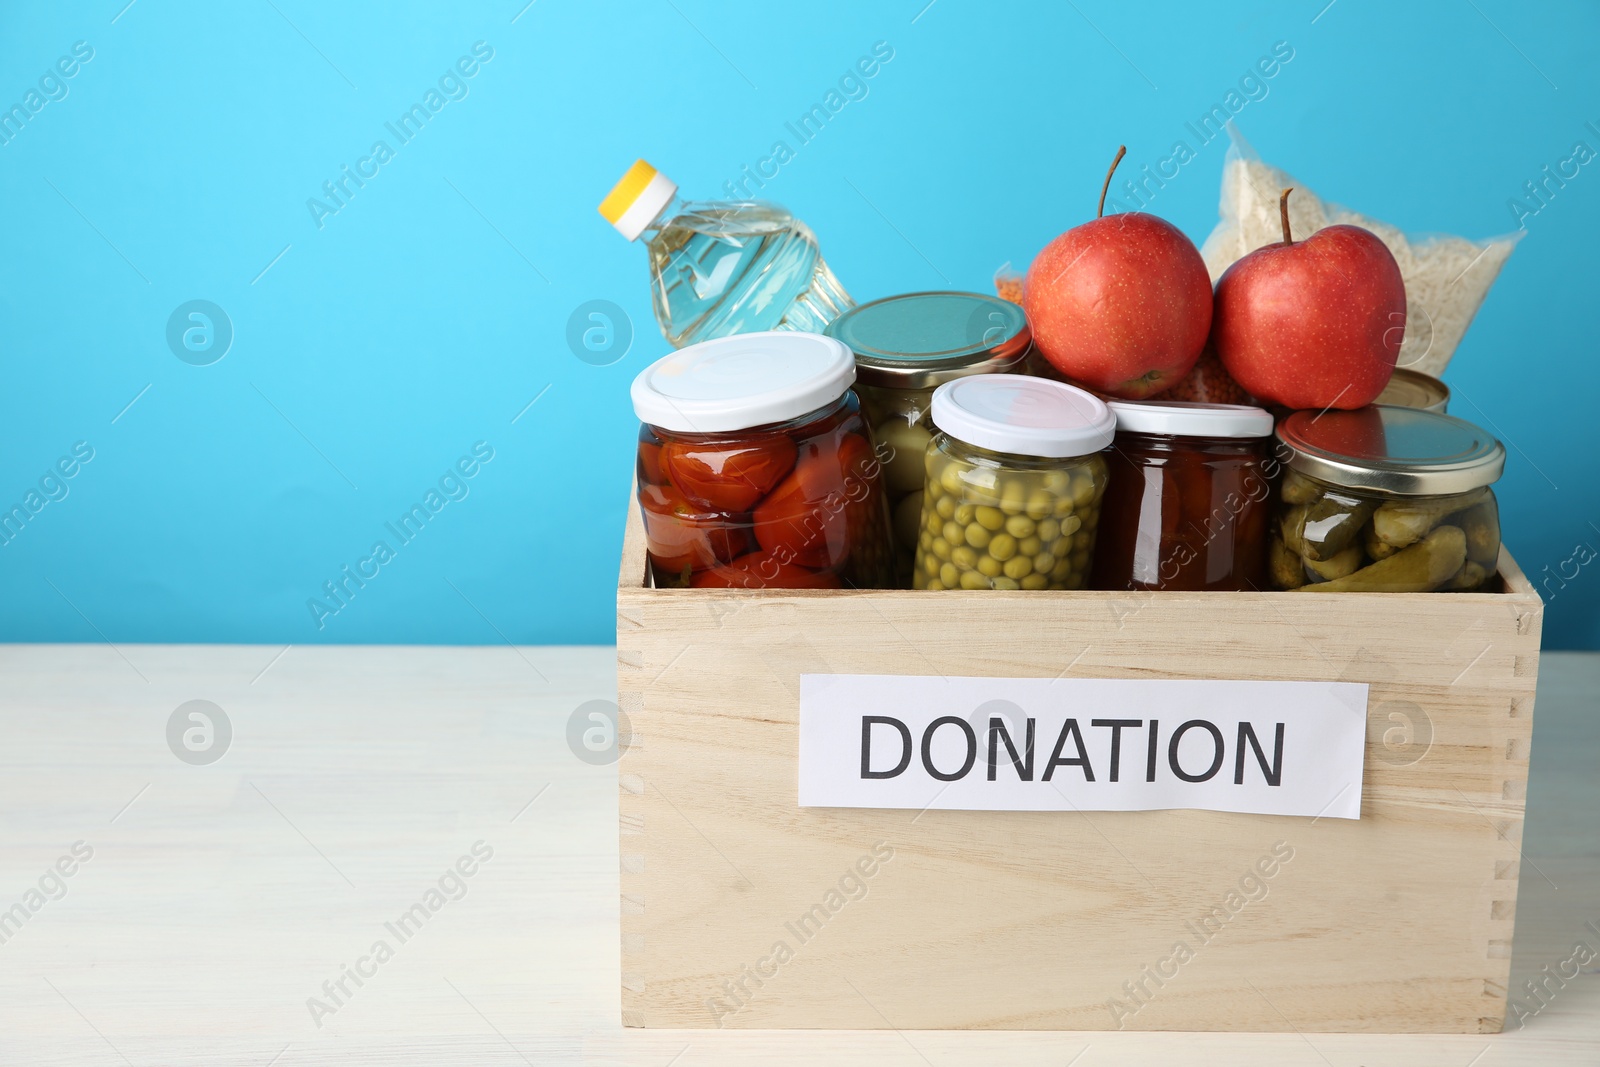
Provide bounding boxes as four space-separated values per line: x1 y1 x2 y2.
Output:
1097 146 1126 219
1279 187 1294 245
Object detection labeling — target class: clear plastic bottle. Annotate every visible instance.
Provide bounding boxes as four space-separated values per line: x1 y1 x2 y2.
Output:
599 160 853 348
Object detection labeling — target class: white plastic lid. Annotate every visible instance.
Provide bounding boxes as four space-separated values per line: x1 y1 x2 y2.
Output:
1107 400 1275 439
631 331 857 433
930 375 1115 459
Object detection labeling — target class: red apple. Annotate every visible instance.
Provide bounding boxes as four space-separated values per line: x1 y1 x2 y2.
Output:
1212 188 1405 410
1023 146 1213 399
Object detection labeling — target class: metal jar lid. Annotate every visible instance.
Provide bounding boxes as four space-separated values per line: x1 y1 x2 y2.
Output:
825 291 1030 390
1375 368 1450 413
1276 404 1505 497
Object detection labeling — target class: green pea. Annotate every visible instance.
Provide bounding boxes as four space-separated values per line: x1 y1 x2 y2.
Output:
943 520 965 546
1019 536 1043 558
927 579 945 590
1005 515 1035 538
977 556 1002 578
1021 573 1050 590
975 506 1006 531
1037 518 1060 543
952 546 978 569
991 576 1020 591
1072 474 1098 508
1003 555 1033 580
936 495 956 519
1059 514 1082 538
953 503 976 525
939 562 958 587
988 533 1017 561
959 570 990 590
932 537 952 561
1000 481 1027 515
939 464 967 494
964 523 992 549
1050 558 1073 582
923 553 941 575
1025 489 1054 520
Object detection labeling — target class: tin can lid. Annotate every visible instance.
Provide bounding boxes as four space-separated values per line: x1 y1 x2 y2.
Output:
931 375 1114 459
825 291 1030 390
1107 400 1275 439
631 331 855 433
1375 368 1451 413
1276 404 1505 496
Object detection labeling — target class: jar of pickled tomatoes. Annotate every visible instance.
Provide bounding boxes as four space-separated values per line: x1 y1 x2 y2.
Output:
825 292 1029 583
631 332 894 590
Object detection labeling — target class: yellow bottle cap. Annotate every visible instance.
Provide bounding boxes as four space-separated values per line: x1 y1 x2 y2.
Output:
599 159 678 241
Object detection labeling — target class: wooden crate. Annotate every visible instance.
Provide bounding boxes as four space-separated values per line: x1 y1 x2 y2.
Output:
615 495 1543 1033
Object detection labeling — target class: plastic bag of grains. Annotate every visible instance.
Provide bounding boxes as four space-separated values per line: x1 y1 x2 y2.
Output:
1200 127 1520 378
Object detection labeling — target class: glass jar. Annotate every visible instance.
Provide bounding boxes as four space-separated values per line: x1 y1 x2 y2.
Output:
913 376 1113 591
1091 401 1276 591
631 332 893 590
825 292 1029 583
1270 405 1505 592
1375 368 1450 413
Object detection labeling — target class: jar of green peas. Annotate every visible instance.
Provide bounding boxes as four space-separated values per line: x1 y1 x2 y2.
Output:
914 376 1113 591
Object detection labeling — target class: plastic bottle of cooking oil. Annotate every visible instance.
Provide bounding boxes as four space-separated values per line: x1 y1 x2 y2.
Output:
599 160 853 348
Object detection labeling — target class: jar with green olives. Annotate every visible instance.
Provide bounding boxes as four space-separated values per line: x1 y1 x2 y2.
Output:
914 375 1113 591
1271 406 1505 592
825 292 1029 584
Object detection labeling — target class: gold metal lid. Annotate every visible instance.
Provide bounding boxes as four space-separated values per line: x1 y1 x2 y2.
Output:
1276 405 1504 496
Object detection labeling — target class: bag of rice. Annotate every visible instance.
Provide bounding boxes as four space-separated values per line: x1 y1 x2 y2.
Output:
1200 126 1520 378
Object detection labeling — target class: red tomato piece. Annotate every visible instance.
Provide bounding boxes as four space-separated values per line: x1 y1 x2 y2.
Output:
637 440 666 486
751 432 879 569
690 552 842 590
660 434 797 512
638 483 751 581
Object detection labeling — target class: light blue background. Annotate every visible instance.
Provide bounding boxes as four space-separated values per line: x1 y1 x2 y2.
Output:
2 0 1595 648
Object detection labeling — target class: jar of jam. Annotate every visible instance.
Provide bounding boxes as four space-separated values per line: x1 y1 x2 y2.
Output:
1271 405 1504 592
914 376 1113 591
631 331 893 590
1091 401 1276 591
825 292 1029 582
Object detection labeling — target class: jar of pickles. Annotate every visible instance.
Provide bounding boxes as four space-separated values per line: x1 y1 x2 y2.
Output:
825 292 1029 582
914 376 1113 591
1091 401 1276 591
1271 405 1505 592
631 332 894 590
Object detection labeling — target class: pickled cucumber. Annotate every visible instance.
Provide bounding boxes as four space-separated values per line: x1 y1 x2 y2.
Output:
1281 469 1323 505
1372 488 1488 548
1302 544 1365 582
1295 525 1468 593
1443 559 1490 592
1297 493 1376 561
1458 500 1501 568
913 446 1104 591
1269 534 1306 590
1364 523 1398 561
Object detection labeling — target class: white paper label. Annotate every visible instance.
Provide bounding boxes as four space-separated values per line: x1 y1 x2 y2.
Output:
798 675 1367 820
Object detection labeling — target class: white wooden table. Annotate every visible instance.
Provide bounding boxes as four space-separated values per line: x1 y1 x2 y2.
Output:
1 645 1595 1065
